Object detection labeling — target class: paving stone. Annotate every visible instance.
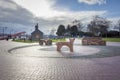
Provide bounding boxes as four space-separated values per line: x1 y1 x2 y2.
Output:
0 40 120 80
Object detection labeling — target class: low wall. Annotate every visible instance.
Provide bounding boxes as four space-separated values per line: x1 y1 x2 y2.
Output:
82 37 106 45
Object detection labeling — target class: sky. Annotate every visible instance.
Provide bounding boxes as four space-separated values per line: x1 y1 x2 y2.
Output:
0 0 120 35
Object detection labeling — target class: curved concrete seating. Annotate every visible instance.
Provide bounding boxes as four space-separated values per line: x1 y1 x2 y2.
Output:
56 38 75 52
82 37 106 45
39 39 52 45
45 40 52 45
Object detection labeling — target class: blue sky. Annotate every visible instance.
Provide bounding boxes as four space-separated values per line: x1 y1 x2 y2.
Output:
0 0 120 34
55 0 120 18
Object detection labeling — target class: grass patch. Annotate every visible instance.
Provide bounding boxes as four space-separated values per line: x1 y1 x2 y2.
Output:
14 40 37 43
103 38 120 42
13 38 66 43
51 38 66 42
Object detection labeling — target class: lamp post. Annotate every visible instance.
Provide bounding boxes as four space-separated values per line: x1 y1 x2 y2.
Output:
0 26 7 39
3 27 7 39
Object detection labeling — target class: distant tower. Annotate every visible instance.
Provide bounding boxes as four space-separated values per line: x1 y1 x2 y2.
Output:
35 23 38 30
50 28 56 35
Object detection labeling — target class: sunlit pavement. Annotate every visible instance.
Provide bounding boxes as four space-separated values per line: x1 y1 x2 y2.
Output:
0 40 120 80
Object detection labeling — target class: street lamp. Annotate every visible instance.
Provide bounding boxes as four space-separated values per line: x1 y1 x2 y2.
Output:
0 26 7 39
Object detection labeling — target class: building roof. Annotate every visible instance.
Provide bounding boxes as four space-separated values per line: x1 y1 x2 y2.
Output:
31 29 43 35
31 23 43 35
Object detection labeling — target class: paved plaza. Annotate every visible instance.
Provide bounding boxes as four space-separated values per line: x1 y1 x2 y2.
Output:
0 40 120 80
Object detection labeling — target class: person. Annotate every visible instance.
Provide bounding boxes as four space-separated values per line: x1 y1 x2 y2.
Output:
6 38 8 41
6 35 10 41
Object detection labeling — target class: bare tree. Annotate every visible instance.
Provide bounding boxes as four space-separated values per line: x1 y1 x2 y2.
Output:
72 20 83 32
88 16 110 37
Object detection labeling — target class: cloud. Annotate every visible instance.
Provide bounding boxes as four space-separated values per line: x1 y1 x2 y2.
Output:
12 0 66 18
0 0 107 35
34 10 107 35
0 0 35 25
0 0 36 33
78 0 106 5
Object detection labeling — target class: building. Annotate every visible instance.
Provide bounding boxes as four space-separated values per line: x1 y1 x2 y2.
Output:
31 24 43 41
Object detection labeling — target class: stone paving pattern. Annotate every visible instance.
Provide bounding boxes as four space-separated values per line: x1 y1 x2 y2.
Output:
0 40 120 80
